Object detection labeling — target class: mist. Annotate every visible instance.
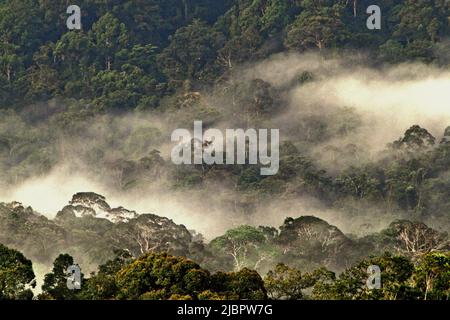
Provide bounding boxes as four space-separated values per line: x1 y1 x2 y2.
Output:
1 52 449 240
246 52 450 143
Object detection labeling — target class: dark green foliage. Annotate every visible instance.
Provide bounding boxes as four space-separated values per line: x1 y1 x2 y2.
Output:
264 252 450 300
114 252 267 300
264 263 310 300
0 244 36 300
412 252 450 300
40 253 84 300
285 1 348 51
0 0 446 109
34 248 450 300
158 19 225 88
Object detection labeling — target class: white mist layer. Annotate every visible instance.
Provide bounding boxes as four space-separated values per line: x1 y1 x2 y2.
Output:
0 167 107 217
303 73 450 137
247 53 450 156
1 53 449 239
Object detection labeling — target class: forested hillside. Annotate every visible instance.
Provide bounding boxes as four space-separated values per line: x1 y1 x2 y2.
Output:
1 0 449 109
0 0 449 300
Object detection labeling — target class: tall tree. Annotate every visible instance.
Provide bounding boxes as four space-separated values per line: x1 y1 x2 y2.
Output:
40 253 83 300
0 244 36 300
158 19 224 88
89 13 130 71
285 0 348 51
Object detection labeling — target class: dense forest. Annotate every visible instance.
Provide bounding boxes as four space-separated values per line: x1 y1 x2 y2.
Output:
0 0 449 300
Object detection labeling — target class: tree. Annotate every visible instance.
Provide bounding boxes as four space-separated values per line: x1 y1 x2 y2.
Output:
313 253 417 300
0 244 36 300
386 220 446 254
0 0 45 59
40 253 83 300
107 252 266 300
158 19 224 87
115 44 159 74
394 0 447 43
264 264 310 300
210 268 267 300
115 252 209 300
379 0 450 62
336 167 382 200
0 42 22 83
0 0 47 105
209 226 271 271
54 31 92 79
285 1 348 51
26 43 59 100
391 125 436 151
89 13 130 71
412 252 450 300
260 0 295 35
79 249 133 300
276 216 354 270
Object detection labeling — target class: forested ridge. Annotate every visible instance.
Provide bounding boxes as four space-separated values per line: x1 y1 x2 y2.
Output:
1 0 449 109
0 0 449 300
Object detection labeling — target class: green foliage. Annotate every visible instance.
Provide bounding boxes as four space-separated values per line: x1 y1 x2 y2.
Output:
115 252 208 299
285 1 348 51
210 225 276 272
114 252 267 300
310 252 450 300
265 253 450 300
158 19 224 87
210 268 267 300
86 250 448 301
412 252 450 300
1 243 449 301
79 249 133 300
391 125 436 151
331 253 415 299
264 263 310 300
0 244 35 300
40 253 84 300
0 0 446 109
